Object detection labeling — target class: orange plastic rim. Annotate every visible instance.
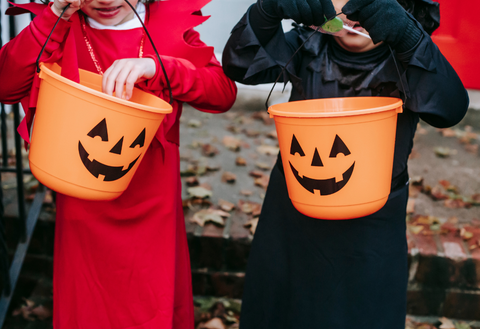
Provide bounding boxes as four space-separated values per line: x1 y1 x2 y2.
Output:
269 97 403 220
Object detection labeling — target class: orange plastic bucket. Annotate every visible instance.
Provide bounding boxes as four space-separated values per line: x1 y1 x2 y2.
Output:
268 97 403 220
28 62 172 201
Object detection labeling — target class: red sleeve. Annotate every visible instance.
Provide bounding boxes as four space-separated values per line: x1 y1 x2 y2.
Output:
143 29 237 113
0 4 71 104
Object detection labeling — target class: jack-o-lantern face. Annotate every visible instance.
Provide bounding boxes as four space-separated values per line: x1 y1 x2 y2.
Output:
78 118 146 182
288 134 355 195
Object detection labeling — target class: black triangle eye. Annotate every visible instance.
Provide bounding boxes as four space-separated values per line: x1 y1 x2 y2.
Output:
129 128 146 148
329 135 351 158
88 118 108 141
109 137 123 155
311 148 323 166
290 134 305 156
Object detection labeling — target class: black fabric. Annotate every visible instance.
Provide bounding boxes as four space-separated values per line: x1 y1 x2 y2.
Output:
261 0 336 26
222 11 469 329
398 0 440 35
249 2 283 47
341 0 422 52
241 164 409 329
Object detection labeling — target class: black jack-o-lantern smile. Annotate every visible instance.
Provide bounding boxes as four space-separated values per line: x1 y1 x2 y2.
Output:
78 118 146 181
288 134 355 195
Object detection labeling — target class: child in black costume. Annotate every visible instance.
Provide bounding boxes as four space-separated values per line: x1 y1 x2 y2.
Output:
222 0 469 328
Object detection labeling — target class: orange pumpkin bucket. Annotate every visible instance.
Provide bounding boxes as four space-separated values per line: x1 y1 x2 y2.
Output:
268 97 403 220
29 62 172 201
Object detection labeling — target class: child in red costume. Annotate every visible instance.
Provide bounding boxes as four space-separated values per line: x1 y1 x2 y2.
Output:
0 0 237 327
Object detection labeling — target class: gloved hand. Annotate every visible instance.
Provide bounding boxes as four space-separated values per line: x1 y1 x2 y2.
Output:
261 0 336 27
342 0 422 52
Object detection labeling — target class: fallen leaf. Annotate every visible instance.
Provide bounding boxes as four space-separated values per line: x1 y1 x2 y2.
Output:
266 130 277 139
243 129 260 137
249 170 265 178
409 225 424 235
202 144 219 157
434 146 452 158
185 176 199 187
244 217 259 235
430 185 449 200
472 194 480 205
447 216 459 224
235 156 247 166
225 124 242 134
188 141 202 149
223 136 242 151
190 209 229 227
439 317 455 329
187 186 212 199
409 148 421 159
416 123 428 135
444 199 470 209
255 162 271 170
251 111 274 125
187 119 202 127
254 175 270 189
256 145 279 156
406 199 415 214
464 144 478 154
410 176 424 186
238 200 262 215
439 128 456 137
455 321 472 329
240 189 253 196
221 172 237 184
206 164 221 172
460 228 474 240
218 199 235 212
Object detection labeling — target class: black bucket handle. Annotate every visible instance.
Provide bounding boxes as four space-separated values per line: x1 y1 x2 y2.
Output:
35 0 173 104
264 17 407 111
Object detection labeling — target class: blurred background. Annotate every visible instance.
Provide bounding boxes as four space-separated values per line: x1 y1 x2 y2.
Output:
1 0 480 328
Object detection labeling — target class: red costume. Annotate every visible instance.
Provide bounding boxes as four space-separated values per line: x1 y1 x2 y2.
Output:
0 2 237 328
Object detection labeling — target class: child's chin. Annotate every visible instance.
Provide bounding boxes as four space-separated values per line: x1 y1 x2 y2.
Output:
334 37 376 53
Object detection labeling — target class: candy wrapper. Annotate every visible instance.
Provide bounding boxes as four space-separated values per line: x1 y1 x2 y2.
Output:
312 17 371 39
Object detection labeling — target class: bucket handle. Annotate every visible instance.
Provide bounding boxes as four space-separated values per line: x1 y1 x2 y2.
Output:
35 1 173 105
264 29 407 111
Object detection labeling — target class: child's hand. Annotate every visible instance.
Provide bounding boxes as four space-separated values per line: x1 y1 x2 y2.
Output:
102 58 157 100
341 0 421 51
51 0 91 20
261 0 336 27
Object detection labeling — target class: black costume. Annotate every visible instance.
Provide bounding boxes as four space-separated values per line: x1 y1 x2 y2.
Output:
222 1 469 328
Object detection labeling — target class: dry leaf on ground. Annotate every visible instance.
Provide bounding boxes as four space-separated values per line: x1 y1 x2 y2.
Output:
202 144 219 157
222 172 237 184
190 209 230 227
439 317 455 329
238 200 261 215
187 186 213 199
256 145 279 156
244 217 259 235
185 177 199 187
235 156 247 166
254 176 270 189
223 136 242 151
218 199 235 212
187 119 202 127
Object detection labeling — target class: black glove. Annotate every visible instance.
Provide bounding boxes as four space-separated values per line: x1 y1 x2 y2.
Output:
342 0 422 52
261 0 336 27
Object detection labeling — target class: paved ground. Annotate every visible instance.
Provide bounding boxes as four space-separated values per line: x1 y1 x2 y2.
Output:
1 89 480 328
